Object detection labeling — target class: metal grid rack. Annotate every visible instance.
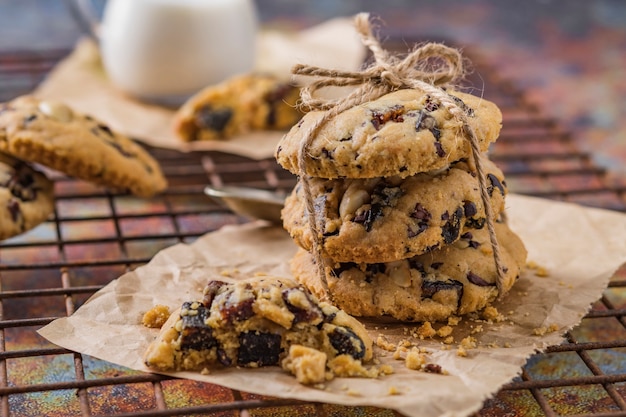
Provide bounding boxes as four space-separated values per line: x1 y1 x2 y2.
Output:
0 46 625 417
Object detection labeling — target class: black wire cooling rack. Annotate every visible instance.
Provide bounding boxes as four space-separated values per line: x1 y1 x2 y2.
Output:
0 45 626 417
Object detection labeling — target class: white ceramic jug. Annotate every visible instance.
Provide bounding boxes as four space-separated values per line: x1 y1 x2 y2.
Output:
72 0 258 106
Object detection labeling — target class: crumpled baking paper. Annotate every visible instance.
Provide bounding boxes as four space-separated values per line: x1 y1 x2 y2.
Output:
38 194 626 417
33 18 365 159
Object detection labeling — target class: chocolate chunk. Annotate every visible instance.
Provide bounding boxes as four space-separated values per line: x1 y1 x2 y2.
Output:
424 96 439 112
487 174 505 196
449 94 475 117
238 331 282 366
467 272 492 287
430 262 443 270
179 302 217 351
465 217 486 229
328 327 366 359
332 262 358 277
408 260 426 275
421 279 464 309
321 147 334 160
96 123 114 137
23 114 37 124
195 106 232 132
415 111 441 139
463 201 477 218
441 207 464 244
354 203 383 232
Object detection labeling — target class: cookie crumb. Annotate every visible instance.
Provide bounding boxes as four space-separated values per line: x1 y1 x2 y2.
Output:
437 325 453 338
405 348 427 370
460 336 477 350
532 323 559 336
376 335 397 351
141 305 170 328
481 305 505 323
388 386 401 395
527 261 549 277
456 345 468 357
416 322 436 339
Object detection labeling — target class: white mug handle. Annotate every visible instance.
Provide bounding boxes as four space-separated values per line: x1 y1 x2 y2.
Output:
65 0 102 40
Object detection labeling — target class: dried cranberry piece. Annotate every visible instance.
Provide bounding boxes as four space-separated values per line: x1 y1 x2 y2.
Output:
423 363 443 374
421 279 464 310
179 302 218 351
328 327 366 359
408 203 431 238
220 297 254 322
238 331 282 366
217 348 231 366
6 199 20 222
467 272 492 287
202 280 228 307
441 207 464 244
282 288 322 324
353 203 383 232
371 105 405 130
195 105 232 132
434 141 445 157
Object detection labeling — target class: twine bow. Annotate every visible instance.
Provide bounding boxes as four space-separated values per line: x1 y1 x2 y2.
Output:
294 12 507 301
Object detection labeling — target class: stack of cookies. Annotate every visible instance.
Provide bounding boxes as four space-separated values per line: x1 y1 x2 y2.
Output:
275 88 527 322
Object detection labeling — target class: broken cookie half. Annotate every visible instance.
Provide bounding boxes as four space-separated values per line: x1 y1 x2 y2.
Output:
144 276 374 384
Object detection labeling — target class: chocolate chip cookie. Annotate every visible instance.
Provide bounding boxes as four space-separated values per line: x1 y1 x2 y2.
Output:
291 222 527 322
173 73 303 141
0 95 167 197
144 276 373 374
0 152 54 240
281 157 507 263
275 89 502 179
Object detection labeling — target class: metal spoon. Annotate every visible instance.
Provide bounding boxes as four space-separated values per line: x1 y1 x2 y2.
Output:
204 185 286 224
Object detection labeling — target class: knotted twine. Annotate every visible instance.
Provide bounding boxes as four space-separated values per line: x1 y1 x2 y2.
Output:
294 12 507 301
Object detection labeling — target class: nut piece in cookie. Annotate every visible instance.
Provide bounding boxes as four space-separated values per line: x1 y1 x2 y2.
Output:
275 88 502 179
0 152 54 240
281 156 508 263
144 276 373 383
291 222 527 322
0 96 167 197
173 73 303 141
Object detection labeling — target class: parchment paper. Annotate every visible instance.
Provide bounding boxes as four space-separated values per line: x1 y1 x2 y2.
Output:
38 194 626 417
33 18 365 159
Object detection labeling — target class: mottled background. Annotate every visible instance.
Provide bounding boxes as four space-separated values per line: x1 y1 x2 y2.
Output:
0 0 624 178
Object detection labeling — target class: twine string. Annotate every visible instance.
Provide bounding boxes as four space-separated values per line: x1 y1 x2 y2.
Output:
294 12 507 300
